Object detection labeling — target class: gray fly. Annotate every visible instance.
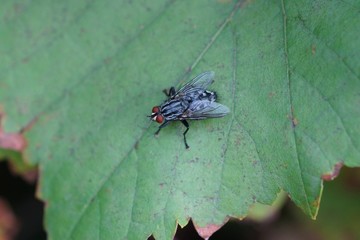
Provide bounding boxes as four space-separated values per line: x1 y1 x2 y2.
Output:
149 71 230 149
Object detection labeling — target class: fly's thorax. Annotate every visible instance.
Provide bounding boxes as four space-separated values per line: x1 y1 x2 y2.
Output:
160 98 190 120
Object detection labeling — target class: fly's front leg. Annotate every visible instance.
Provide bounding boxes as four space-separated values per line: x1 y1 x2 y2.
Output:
155 121 170 136
162 87 176 97
181 120 190 149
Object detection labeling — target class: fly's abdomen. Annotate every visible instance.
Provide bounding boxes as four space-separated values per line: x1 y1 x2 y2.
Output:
198 90 217 102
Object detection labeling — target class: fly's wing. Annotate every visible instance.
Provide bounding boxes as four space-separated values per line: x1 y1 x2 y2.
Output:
183 101 230 119
175 71 215 97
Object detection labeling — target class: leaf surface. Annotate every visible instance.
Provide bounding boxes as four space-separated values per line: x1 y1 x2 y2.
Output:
1 0 359 239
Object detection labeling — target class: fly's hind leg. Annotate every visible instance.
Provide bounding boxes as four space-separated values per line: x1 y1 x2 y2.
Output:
181 120 190 149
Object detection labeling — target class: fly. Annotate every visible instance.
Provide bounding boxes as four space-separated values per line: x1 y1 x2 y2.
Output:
149 71 230 149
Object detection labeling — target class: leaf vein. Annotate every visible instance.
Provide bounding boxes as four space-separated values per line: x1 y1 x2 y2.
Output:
188 0 245 73
281 0 312 215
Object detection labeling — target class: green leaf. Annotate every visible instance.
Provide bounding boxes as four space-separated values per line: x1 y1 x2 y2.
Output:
1 0 359 239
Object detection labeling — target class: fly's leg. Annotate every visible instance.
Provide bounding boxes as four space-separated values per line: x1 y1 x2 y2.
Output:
155 121 170 136
181 120 190 149
169 87 176 97
163 87 176 97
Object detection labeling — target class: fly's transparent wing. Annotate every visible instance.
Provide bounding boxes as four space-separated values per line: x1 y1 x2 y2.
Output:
184 101 230 119
176 71 215 96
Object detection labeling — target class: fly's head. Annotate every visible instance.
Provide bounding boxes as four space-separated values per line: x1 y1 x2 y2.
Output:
149 106 164 124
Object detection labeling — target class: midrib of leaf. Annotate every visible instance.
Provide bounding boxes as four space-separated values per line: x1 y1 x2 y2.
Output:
188 0 246 73
281 0 312 216
66 1 244 238
213 29 236 213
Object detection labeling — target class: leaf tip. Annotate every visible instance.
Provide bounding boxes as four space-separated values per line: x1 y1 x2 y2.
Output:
193 218 228 239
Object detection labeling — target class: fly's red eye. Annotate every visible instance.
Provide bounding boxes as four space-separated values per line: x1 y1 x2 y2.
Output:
152 106 160 113
156 115 164 123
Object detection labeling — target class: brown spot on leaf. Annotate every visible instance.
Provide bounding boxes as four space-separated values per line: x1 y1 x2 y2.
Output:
103 57 112 65
288 107 299 128
311 44 316 55
22 56 30 64
268 91 276 98
321 162 343 181
292 117 298 127
312 195 321 208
